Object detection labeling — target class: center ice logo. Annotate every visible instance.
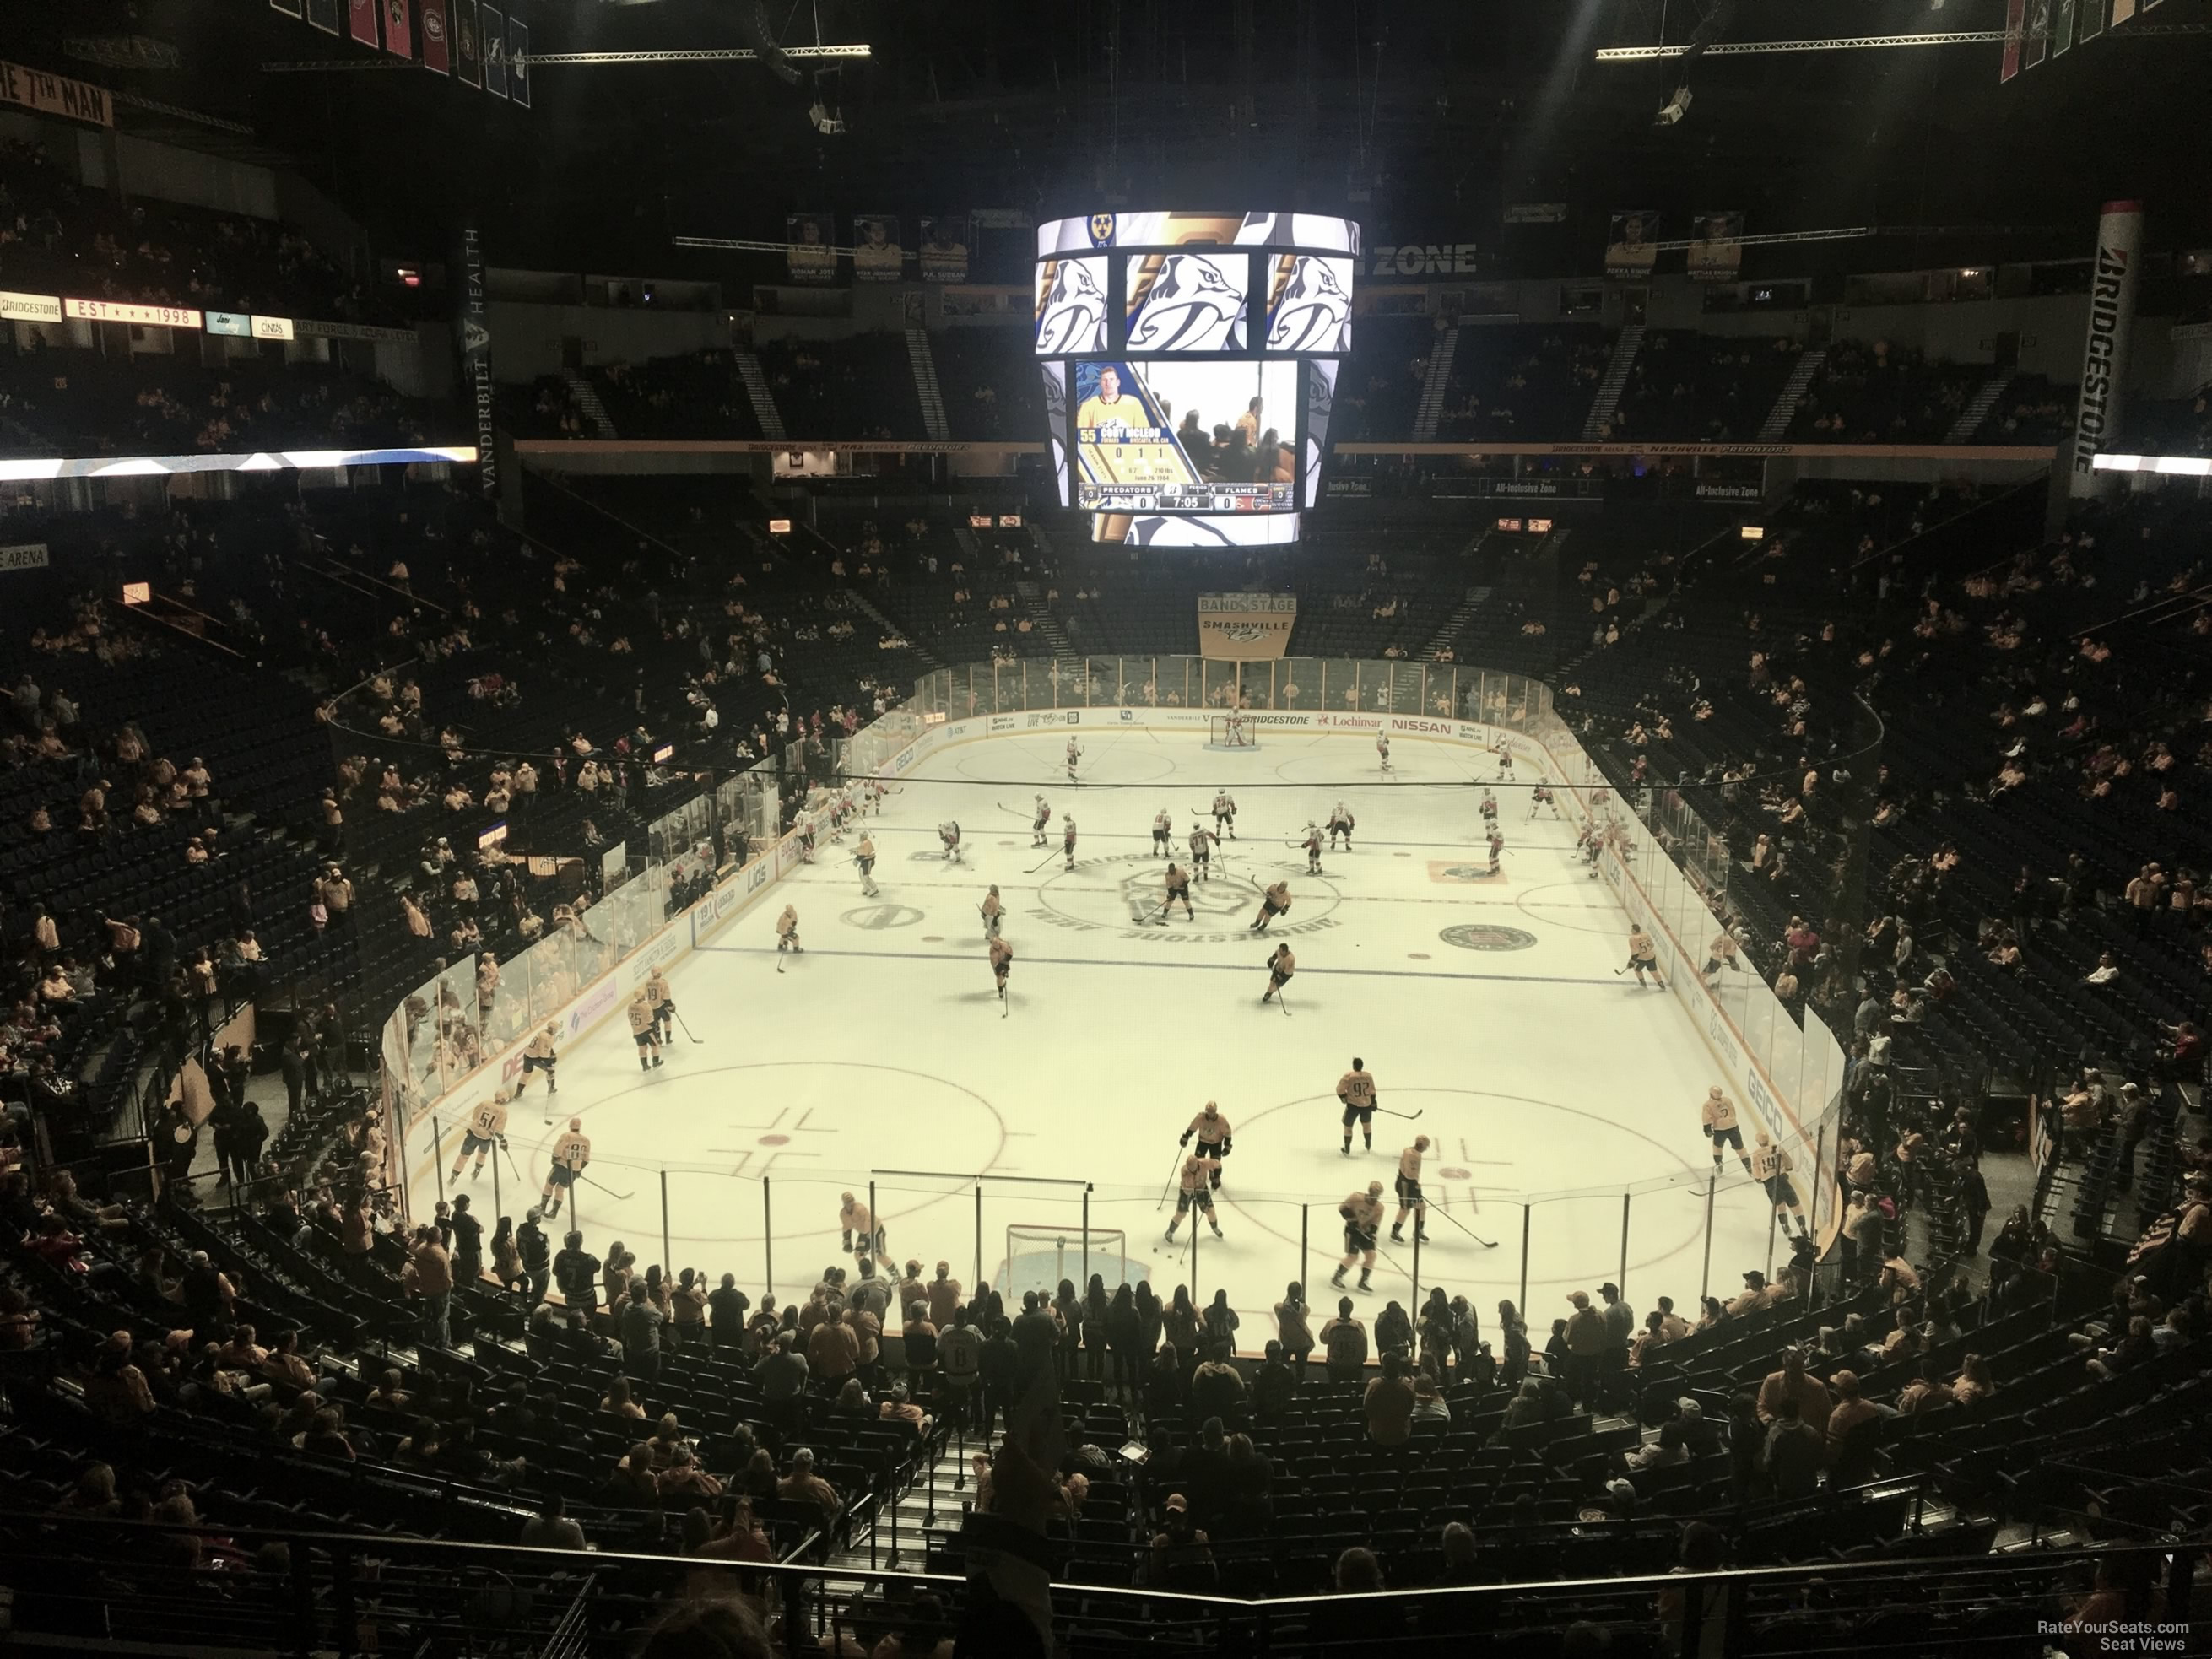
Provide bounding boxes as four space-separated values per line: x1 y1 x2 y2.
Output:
1117 865 1248 922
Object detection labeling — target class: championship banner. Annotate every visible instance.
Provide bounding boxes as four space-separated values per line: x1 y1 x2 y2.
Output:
452 0 480 84
455 221 498 497
419 0 450 73
786 213 836 284
480 3 507 96
1604 211 1659 278
1686 210 1745 283
381 0 413 59
919 216 969 283
2112 0 2137 19
2079 0 2105 39
348 0 380 47
0 60 114 128
852 214 902 281
1197 592 1297 660
305 0 340 35
506 8 530 106
269 0 305 17
2070 199 2144 500
2022 0 2052 68
2053 0 2076 54
2002 0 2026 77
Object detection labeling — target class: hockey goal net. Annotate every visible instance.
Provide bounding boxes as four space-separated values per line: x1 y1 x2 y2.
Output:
1003 1225 1131 1298
1206 713 1259 750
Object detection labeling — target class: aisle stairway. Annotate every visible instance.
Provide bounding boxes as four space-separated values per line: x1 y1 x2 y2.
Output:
559 369 618 440
733 349 789 441
1015 580 1074 655
1945 374 2015 444
1757 347 1828 441
906 328 953 442
1421 587 1490 657
1409 323 1462 440
1579 325 1645 440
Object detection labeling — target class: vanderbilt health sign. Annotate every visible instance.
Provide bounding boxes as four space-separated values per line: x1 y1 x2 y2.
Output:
1198 592 1296 660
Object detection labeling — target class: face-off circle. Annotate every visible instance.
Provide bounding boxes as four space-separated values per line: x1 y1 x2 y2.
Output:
1439 923 1539 952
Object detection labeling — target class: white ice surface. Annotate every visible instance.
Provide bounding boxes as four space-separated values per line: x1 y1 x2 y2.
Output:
411 729 1793 1343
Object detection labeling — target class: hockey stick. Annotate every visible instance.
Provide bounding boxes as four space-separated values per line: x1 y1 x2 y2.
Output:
996 802 1034 819
674 1008 703 1045
1371 1105 1425 1121
577 1170 635 1202
1030 846 1068 874
1430 1202 1499 1251
1155 1148 1184 1210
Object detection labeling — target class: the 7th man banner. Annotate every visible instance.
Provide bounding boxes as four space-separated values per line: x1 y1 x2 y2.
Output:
1198 592 1297 659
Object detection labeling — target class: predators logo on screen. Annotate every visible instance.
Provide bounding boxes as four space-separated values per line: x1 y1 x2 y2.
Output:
1265 255 1353 354
1089 213 1117 246
1035 257 1107 355
1126 254 1247 353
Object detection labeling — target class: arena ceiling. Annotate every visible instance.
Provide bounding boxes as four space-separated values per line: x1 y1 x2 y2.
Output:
18 0 2212 280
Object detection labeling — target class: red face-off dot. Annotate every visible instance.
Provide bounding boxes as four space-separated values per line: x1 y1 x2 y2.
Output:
758 1134 791 1147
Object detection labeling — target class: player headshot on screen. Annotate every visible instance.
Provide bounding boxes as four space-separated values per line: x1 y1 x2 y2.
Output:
1606 213 1656 273
1076 367 1134 435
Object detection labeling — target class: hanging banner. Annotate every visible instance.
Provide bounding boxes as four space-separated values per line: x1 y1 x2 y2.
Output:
2111 0 2136 20
305 0 341 35
381 0 413 58
1686 211 1746 283
918 216 970 283
348 0 380 47
852 214 903 281
269 0 306 16
419 0 450 73
786 213 836 284
1604 210 1659 278
507 9 530 106
2079 0 2105 39
0 60 115 128
2002 0 2026 78
2070 200 2144 500
1197 592 1297 660
452 0 480 85
2053 0 2076 53
479 3 507 96
2022 0 2052 68
455 222 498 497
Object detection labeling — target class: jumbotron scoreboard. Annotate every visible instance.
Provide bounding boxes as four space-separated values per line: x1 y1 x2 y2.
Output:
1034 212 1358 546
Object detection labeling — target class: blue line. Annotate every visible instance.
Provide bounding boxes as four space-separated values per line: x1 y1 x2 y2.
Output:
695 941 1626 987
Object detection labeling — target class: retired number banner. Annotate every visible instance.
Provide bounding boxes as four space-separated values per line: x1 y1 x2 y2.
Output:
1198 592 1296 660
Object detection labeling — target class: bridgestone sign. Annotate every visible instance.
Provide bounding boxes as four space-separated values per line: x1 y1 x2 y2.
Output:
2070 200 2143 500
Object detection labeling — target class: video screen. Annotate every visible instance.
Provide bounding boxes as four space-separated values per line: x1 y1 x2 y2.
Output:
1124 251 1250 352
1264 255 1354 354
1071 358 1297 514
1035 255 1108 355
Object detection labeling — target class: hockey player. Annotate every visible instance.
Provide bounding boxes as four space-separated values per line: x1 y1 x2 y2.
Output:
1479 789 1498 827
1701 1085 1755 1178
1326 801 1355 851
775 904 802 972
1486 826 1504 877
1376 732 1393 775
841 1191 888 1267
450 1088 511 1185
1187 821 1217 882
1030 795 1051 847
1211 790 1238 840
626 986 663 1070
1701 927 1742 984
1164 1152 1224 1244
1159 862 1195 921
1337 1057 1378 1156
517 1020 560 1101
1332 1181 1386 1293
1062 813 1079 871
1065 736 1083 782
1390 1135 1431 1243
1528 784 1558 820
1152 808 1173 857
1493 740 1514 781
646 965 676 1045
1262 942 1296 1005
979 884 1004 941
1181 1101 1232 1190
540 1116 590 1219
1623 925 1662 988
938 820 963 863
797 808 819 863
988 935 1013 1002
1750 1129 1810 1240
1302 822 1325 875
855 832 880 897
1250 879 1292 933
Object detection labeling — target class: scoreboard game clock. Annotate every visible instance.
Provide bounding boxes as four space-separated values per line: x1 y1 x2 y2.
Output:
1034 211 1358 546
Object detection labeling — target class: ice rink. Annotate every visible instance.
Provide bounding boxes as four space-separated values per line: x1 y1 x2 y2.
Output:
408 727 1800 1343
